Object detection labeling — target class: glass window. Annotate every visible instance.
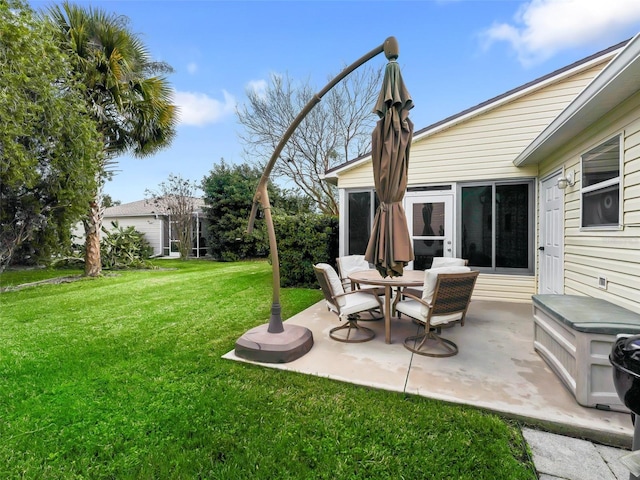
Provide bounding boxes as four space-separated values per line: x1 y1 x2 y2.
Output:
496 184 529 269
581 136 621 228
347 191 378 255
460 181 533 273
412 202 445 237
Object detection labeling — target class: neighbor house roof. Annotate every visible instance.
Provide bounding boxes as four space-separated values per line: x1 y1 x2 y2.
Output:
105 198 205 217
514 32 640 166
323 38 630 182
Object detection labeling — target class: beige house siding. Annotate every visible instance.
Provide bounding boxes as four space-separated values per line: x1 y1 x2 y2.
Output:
473 274 536 302
338 161 375 189
538 92 640 314
624 112 640 227
337 63 607 190
408 66 603 184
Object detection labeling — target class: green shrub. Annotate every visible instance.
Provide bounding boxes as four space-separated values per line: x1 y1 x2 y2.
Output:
274 214 338 287
100 221 153 269
202 161 314 262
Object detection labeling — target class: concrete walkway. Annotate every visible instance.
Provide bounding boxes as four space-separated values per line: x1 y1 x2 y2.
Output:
224 299 635 478
524 427 631 479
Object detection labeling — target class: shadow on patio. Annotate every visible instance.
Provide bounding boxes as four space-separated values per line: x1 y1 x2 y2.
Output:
224 299 633 448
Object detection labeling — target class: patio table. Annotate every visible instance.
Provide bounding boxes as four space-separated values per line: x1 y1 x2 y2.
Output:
348 269 424 344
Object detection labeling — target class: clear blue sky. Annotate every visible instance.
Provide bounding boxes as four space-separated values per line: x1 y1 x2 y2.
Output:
29 0 640 204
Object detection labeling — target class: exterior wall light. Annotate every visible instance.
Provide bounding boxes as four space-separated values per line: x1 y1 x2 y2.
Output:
557 170 576 190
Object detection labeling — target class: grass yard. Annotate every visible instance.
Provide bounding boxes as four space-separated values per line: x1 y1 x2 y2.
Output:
0 259 536 479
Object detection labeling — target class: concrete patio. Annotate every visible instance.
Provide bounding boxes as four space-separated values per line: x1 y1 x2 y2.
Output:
224 298 634 449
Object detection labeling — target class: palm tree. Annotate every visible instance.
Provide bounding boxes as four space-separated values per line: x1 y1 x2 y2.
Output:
47 2 178 276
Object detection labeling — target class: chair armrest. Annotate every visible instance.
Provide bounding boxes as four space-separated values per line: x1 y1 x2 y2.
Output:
399 290 421 302
398 289 432 309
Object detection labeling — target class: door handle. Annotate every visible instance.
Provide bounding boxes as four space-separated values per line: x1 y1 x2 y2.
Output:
538 246 545 251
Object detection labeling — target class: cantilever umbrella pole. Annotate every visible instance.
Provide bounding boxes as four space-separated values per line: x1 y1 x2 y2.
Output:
247 37 399 334
252 183 283 333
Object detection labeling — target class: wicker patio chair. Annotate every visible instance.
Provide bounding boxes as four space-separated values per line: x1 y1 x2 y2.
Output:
403 257 468 299
395 268 479 357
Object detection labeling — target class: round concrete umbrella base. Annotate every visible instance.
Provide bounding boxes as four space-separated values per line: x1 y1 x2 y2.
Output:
235 324 314 364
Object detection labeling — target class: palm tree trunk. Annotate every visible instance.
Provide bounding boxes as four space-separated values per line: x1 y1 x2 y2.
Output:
84 194 103 277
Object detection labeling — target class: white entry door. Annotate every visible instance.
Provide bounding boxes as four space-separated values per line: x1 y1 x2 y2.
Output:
405 194 454 270
539 173 564 294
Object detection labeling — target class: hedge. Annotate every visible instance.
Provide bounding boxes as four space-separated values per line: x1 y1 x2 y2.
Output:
273 214 339 288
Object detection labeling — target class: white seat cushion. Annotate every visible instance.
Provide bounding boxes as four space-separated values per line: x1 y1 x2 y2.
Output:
340 292 381 317
431 257 466 268
337 255 371 291
395 299 463 326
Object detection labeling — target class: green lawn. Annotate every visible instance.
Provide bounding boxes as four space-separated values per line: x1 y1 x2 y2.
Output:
0 259 536 479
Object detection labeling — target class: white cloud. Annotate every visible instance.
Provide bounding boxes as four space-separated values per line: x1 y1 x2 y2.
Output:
246 79 268 99
187 62 198 75
173 90 236 126
482 0 640 66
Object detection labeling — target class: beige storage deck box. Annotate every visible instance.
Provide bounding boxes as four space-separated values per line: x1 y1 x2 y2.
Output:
532 294 640 413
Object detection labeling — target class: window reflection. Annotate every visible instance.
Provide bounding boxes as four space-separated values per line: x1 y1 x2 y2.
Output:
413 240 444 270
461 186 492 267
348 192 371 255
581 135 620 228
461 183 531 271
496 184 528 268
412 202 445 237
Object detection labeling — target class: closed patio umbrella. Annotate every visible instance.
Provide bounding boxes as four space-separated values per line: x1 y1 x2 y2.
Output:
365 38 414 277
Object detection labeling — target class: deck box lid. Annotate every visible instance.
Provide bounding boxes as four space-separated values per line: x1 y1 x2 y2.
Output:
532 294 640 335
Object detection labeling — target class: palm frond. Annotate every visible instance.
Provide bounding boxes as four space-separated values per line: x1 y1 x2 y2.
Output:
45 0 178 162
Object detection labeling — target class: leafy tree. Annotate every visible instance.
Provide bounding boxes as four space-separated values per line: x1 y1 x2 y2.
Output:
236 66 381 215
202 160 311 261
145 174 201 260
46 1 178 277
0 0 101 271
202 161 267 261
102 194 121 208
274 213 339 287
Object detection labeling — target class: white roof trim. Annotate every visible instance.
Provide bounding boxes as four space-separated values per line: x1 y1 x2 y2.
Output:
514 32 640 167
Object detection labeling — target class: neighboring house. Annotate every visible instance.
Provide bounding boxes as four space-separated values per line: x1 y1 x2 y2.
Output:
80 198 207 258
325 35 640 313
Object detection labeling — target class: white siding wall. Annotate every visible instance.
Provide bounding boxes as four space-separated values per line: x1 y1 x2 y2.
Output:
538 91 640 314
103 216 164 256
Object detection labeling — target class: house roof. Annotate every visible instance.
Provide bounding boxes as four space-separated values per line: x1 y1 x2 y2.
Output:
514 32 640 166
323 38 630 182
105 197 205 217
